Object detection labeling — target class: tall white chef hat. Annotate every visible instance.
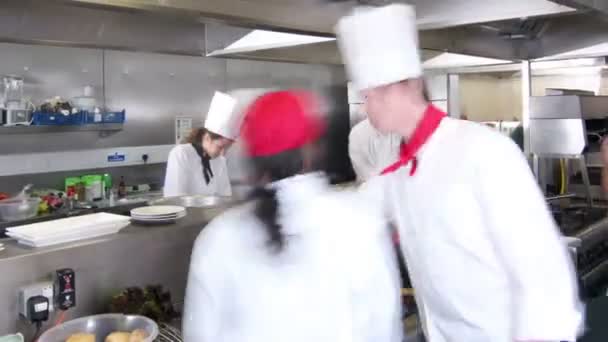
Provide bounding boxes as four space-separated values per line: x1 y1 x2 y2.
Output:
204 91 239 140
336 4 422 91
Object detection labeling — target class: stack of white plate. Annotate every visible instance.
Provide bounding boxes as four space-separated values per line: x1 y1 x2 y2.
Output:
5 213 130 248
130 205 186 224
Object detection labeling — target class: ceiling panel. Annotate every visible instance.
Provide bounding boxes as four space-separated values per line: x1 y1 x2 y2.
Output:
64 0 574 34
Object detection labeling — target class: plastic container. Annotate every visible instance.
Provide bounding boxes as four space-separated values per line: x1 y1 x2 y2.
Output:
64 177 81 195
37 314 158 342
0 198 40 222
82 175 103 201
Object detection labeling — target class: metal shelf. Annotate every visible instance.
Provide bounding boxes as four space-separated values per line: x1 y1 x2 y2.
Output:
0 124 123 134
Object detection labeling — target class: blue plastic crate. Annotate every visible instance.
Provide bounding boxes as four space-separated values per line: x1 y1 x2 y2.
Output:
102 110 125 124
69 111 87 125
31 112 72 125
84 111 103 124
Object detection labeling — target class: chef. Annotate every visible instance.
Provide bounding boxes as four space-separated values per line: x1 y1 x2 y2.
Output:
336 4 583 342
349 118 401 182
182 90 402 342
163 91 240 197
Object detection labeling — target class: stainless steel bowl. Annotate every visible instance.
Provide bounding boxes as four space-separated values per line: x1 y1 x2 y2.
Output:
38 314 158 342
0 198 39 222
150 195 233 208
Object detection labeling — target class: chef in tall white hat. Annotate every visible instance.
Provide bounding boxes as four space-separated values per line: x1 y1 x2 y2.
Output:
337 4 583 342
164 91 244 197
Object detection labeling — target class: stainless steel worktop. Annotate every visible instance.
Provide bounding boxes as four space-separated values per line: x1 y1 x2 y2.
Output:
0 205 233 336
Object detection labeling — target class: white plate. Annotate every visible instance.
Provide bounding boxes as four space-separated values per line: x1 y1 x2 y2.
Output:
131 205 185 217
131 211 187 220
132 215 186 223
131 211 186 219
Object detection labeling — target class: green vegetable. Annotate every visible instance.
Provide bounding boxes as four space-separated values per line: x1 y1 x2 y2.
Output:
108 285 179 323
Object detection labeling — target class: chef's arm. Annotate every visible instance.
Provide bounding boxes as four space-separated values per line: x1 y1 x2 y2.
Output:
474 137 583 342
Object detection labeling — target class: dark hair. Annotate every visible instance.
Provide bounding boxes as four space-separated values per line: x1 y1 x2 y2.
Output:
250 147 312 253
183 127 223 145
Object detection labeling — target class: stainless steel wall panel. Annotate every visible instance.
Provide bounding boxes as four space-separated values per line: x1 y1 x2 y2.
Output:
529 118 586 155
530 95 608 119
0 43 104 155
103 50 227 146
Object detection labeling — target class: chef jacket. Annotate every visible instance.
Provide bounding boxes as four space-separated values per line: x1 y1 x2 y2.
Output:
349 118 401 182
182 173 402 342
381 105 583 342
163 144 232 197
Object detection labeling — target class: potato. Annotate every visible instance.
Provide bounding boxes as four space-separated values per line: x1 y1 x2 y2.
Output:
66 333 95 342
129 329 147 342
105 332 131 342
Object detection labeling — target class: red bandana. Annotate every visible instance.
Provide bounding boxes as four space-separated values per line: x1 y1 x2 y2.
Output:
380 105 446 176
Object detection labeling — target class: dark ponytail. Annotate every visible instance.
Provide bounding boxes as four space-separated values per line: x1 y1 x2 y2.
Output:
251 187 283 252
250 147 312 253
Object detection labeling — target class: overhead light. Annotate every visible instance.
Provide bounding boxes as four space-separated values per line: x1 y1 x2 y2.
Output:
423 52 511 69
210 29 335 55
537 43 608 60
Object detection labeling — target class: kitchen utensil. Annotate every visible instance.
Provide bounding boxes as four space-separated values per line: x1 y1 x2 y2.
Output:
0 197 40 222
38 314 158 342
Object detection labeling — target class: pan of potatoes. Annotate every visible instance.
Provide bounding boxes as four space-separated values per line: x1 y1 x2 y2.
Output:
37 314 159 342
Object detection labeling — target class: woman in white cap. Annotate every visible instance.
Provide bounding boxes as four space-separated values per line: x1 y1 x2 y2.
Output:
336 4 582 342
163 91 240 197
182 90 402 342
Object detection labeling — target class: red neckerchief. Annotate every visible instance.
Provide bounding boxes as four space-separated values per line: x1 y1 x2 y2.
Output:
380 105 446 176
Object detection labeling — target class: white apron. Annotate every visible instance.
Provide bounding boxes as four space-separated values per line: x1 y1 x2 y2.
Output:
382 115 583 341
163 144 232 197
182 173 402 342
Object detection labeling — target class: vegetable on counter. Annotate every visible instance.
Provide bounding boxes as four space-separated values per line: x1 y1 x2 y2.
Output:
0 193 9 201
108 285 179 323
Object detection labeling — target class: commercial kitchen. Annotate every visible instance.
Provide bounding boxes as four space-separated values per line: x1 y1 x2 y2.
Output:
1 0 608 341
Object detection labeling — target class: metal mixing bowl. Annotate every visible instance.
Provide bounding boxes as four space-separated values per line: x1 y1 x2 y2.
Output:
0 198 39 222
38 314 158 342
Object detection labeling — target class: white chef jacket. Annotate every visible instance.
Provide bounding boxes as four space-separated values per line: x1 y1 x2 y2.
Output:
182 173 402 342
382 115 583 342
163 144 232 197
349 119 401 182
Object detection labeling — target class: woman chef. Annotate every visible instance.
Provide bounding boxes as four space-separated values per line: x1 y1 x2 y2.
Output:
182 90 402 342
163 91 243 197
336 4 583 342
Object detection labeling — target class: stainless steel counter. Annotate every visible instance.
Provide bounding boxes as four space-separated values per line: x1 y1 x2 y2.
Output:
0 205 232 336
